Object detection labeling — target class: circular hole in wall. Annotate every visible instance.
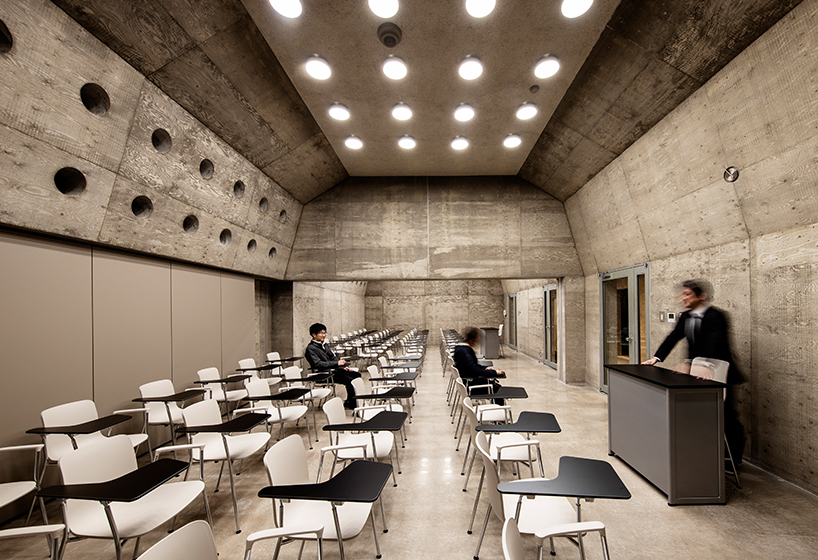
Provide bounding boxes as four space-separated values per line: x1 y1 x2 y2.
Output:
0 20 13 54
259 197 268 212
247 239 257 253
278 210 287 223
54 167 87 195
183 214 199 233
131 195 153 218
80 83 110 115
151 128 172 153
268 247 277 259
200 159 214 180
219 228 232 245
233 180 245 198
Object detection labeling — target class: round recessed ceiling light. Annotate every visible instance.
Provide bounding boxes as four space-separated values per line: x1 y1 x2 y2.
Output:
516 102 538 120
561 0 593 18
392 103 412 120
345 135 363 149
383 56 408 80
504 134 522 148
535 55 560 79
459 56 483 80
451 136 469 150
398 135 416 149
328 103 350 120
369 0 399 18
466 0 496 18
454 104 475 121
270 0 302 18
305 56 331 80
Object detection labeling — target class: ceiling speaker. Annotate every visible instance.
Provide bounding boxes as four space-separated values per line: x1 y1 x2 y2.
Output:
378 22 402 48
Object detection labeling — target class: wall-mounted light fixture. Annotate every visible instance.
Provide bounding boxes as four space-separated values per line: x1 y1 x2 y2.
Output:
723 166 739 182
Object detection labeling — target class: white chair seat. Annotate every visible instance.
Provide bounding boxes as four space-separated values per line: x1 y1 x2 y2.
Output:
65 481 205 538
502 485 577 534
280 499 371 541
0 481 36 509
476 405 508 424
357 404 403 421
191 432 271 462
332 431 394 461
299 387 332 401
488 433 538 463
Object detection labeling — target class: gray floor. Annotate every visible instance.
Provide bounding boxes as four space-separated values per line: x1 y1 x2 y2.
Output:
4 340 818 559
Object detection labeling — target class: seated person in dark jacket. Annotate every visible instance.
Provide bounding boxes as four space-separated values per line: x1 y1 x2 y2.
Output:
453 326 505 404
305 322 361 409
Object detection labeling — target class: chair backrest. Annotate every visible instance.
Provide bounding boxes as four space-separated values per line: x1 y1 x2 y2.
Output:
245 377 272 399
351 377 366 396
690 357 729 383
266 352 281 362
139 379 177 422
502 518 526 560
138 520 218 560
367 365 379 377
182 399 222 428
59 435 136 485
41 400 100 461
462 397 479 433
322 397 347 425
477 437 505 521
499 324 504 337
197 367 226 400
282 365 303 381
263 434 310 486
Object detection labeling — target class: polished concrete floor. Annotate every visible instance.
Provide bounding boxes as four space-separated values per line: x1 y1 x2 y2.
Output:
4 339 818 559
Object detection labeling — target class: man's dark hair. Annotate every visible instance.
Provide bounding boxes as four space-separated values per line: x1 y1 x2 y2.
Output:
462 326 480 345
309 322 327 336
682 279 711 300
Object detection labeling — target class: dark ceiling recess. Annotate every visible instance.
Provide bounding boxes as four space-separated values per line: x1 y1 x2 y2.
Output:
377 22 402 48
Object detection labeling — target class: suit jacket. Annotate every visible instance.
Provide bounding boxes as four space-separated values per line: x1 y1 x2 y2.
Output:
305 340 339 371
654 306 733 366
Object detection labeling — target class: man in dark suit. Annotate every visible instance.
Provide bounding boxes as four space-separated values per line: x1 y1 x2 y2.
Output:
305 323 361 409
643 279 745 465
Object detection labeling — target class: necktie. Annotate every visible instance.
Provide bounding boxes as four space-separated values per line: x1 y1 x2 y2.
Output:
687 315 701 346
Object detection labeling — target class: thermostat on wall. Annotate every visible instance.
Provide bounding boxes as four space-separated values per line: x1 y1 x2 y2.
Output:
667 312 676 323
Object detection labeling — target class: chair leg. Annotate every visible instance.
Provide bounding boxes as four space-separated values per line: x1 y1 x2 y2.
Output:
725 434 741 488
473 505 492 560
600 529 610 560
467 467 485 534
369 509 382 559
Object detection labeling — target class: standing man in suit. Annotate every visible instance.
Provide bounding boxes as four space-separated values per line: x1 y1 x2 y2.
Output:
643 279 745 466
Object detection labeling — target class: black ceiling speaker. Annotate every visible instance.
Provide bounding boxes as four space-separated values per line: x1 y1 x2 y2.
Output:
378 22 402 48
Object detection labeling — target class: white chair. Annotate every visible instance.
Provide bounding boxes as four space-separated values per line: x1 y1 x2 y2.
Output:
181 399 270 533
321 397 398 487
236 377 311 446
263 435 378 560
58 435 209 560
265 351 285 378
139 379 186 456
0 524 66 560
196 367 248 417
498 323 505 357
281 365 332 442
238 357 282 391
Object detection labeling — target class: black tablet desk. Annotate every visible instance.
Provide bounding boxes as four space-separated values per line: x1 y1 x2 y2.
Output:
476 411 560 434
133 389 205 444
28 414 132 450
324 410 408 475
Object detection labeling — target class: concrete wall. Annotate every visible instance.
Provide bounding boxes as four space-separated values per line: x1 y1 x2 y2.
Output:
565 0 818 491
292 282 367 360
287 176 581 281
0 0 300 279
365 280 504 335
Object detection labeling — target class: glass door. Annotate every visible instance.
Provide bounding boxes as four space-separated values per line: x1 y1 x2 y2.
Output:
543 284 557 368
507 294 517 349
600 264 649 392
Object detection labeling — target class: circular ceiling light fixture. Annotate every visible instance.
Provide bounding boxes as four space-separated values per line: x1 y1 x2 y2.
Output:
561 0 594 18
451 136 469 150
383 56 408 80
459 56 483 80
398 135 416 149
328 103 350 120
534 55 560 79
305 56 331 80
516 102 538 120
345 135 363 149
270 0 302 18
392 103 412 120
369 0 399 18
503 134 522 148
454 103 475 122
466 0 496 18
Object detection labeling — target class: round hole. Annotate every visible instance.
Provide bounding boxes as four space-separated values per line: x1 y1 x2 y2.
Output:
131 195 153 218
53 167 87 196
247 239 257 253
200 159 214 180
233 180 245 198
183 214 199 233
80 83 110 115
151 128 172 153
0 19 13 54
278 210 287 224
259 197 268 212
220 228 232 245
268 247 277 259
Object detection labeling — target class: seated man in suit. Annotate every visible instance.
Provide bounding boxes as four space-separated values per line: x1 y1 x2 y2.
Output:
305 322 361 409
453 326 506 405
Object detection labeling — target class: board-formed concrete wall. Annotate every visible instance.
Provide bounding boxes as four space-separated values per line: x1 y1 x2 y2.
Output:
292 282 367 360
0 0 300 279
566 0 818 491
287 176 582 281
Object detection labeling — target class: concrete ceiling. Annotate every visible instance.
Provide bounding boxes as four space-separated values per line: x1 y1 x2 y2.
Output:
51 0 801 203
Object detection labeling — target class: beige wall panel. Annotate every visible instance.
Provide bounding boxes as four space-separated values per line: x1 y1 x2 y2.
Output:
753 223 818 270
564 196 597 276
269 282 294 357
220 272 256 372
574 160 636 232
292 282 366 357
561 277 586 384
384 296 425 331
92 249 172 438
514 290 531 356
467 294 504 330
365 296 384 331
425 295 469 333
171 263 222 384
0 231 93 447
584 275 602 388
0 0 142 172
589 219 649 273
0 124 115 242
